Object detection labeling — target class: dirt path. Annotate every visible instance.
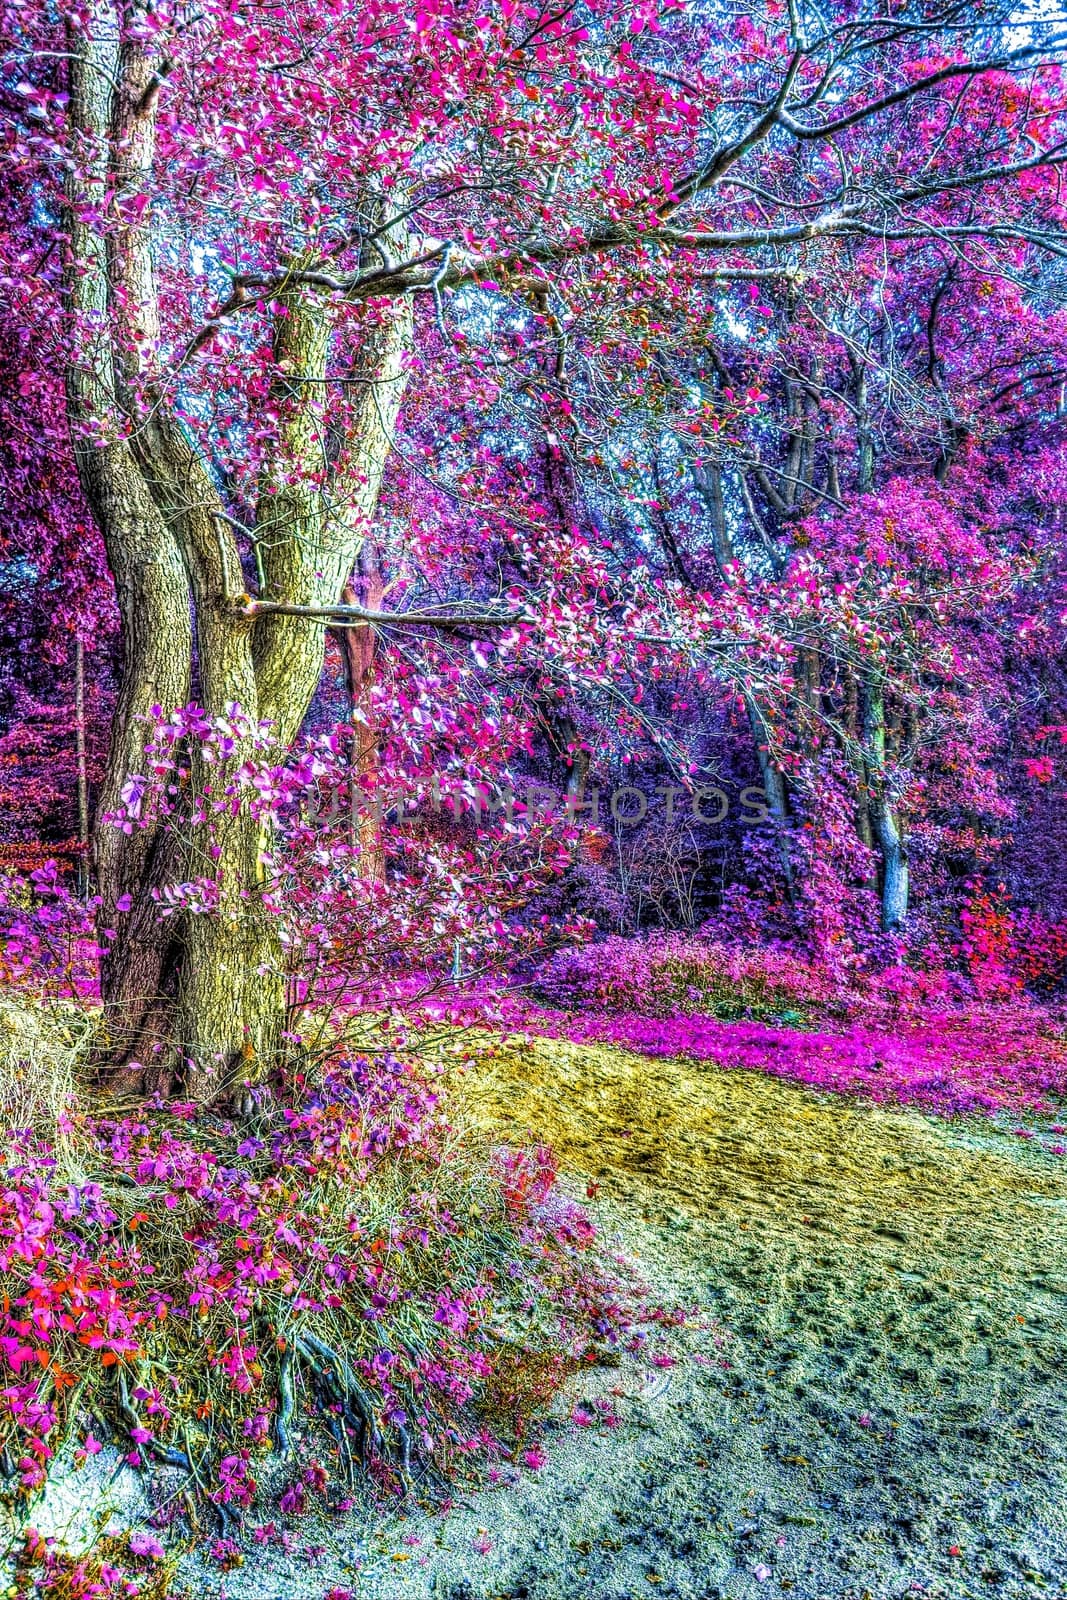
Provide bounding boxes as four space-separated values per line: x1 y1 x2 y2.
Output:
444 1034 1067 1600
177 1033 1067 1600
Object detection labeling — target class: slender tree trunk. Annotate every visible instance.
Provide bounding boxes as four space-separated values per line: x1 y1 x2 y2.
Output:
826 448 841 503
743 690 795 905
74 637 90 894
689 462 794 904
877 816 909 932
334 552 386 881
843 668 879 895
860 673 909 932
850 351 874 494
691 457 732 579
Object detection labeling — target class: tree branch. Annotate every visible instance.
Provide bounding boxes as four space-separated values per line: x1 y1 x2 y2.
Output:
238 599 521 632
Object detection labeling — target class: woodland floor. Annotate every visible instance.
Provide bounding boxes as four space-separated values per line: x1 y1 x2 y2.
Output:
42 1031 1067 1600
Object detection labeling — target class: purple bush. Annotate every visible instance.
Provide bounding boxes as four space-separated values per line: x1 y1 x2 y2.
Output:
533 934 830 1021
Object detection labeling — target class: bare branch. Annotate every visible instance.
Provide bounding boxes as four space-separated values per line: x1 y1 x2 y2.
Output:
238 599 522 632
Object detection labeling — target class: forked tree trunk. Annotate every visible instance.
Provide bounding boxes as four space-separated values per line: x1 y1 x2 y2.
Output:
64 1 411 1097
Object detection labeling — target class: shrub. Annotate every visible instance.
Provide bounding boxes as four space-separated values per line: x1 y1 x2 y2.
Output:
533 934 827 1021
0 997 631 1535
0 863 100 999
1011 909 1067 996
0 991 91 1147
10 1526 174 1600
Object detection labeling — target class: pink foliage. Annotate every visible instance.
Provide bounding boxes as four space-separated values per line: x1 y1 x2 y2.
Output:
528 932 1067 1117
536 933 831 1018
550 1007 1067 1119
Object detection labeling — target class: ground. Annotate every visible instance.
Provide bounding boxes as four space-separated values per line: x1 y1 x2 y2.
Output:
33 1033 1067 1600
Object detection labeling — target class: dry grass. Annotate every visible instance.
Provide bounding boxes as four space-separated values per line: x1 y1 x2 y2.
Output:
0 991 95 1157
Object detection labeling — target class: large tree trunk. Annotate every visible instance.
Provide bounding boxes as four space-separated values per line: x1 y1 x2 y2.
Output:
64 2 411 1097
74 639 90 892
88 492 192 1077
175 824 287 1102
65 0 193 1078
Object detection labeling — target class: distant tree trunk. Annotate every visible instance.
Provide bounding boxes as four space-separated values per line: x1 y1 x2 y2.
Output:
843 668 879 895
539 441 595 810
689 464 795 906
860 672 909 932
690 456 731 579
850 349 875 495
876 814 909 933
74 637 90 894
743 690 795 906
334 548 386 882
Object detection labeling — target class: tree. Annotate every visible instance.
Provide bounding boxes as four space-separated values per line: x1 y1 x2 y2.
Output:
599 176 1067 934
6 0 1067 1093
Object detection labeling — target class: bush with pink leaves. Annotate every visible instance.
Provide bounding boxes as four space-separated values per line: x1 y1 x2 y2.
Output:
534 933 831 1021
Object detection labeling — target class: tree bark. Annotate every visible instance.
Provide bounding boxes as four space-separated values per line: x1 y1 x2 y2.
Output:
860 673 909 932
743 690 795 905
334 554 386 882
63 4 411 1096
556 712 591 804
176 859 287 1103
65 0 193 1077
74 638 89 893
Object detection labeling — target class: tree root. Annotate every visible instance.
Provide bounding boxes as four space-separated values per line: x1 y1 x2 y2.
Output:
294 1330 382 1475
114 1371 238 1533
275 1346 296 1459
118 1371 193 1474
104 1328 427 1518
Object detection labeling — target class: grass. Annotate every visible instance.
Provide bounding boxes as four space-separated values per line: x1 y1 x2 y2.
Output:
0 992 92 1157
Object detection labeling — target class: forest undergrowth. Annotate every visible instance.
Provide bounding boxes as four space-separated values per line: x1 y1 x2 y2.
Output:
0 992 654 1599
